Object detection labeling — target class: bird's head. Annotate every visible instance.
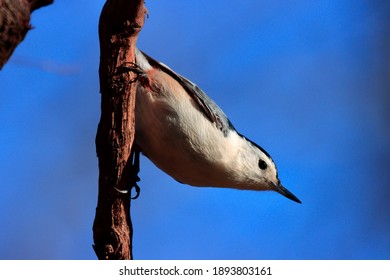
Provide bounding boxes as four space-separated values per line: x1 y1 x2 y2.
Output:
236 136 301 204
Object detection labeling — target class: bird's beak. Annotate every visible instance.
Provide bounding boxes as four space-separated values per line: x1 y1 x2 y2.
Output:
273 182 302 204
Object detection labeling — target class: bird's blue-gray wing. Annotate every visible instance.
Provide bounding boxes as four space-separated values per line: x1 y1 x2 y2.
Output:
139 50 235 137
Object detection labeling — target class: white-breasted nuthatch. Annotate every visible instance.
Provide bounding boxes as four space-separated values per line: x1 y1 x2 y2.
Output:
133 49 301 203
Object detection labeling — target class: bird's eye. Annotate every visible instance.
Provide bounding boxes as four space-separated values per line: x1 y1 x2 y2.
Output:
258 159 267 170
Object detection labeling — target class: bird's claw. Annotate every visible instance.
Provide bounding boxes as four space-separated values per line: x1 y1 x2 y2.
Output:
117 62 145 76
114 182 140 199
131 183 141 200
113 145 141 200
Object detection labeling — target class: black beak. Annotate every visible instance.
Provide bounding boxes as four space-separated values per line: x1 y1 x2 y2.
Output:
273 182 302 204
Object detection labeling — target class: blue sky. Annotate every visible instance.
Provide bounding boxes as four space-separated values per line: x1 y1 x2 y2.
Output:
1 0 389 259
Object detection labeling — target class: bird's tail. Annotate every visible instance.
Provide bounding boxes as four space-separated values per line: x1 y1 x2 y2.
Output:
135 48 153 71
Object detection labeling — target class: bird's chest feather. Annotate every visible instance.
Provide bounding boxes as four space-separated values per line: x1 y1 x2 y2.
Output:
134 74 239 186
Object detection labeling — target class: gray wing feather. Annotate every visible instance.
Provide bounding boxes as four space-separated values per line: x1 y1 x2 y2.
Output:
139 50 235 136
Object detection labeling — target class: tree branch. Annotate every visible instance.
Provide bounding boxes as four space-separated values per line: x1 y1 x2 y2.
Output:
93 0 146 260
0 0 53 69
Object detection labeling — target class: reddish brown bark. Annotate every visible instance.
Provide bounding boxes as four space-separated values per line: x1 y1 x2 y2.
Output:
93 0 147 260
0 0 53 69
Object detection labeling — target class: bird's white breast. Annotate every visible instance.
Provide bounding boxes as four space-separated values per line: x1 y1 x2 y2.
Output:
135 69 244 187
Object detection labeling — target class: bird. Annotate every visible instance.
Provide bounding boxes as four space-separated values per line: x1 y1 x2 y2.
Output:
132 48 301 203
